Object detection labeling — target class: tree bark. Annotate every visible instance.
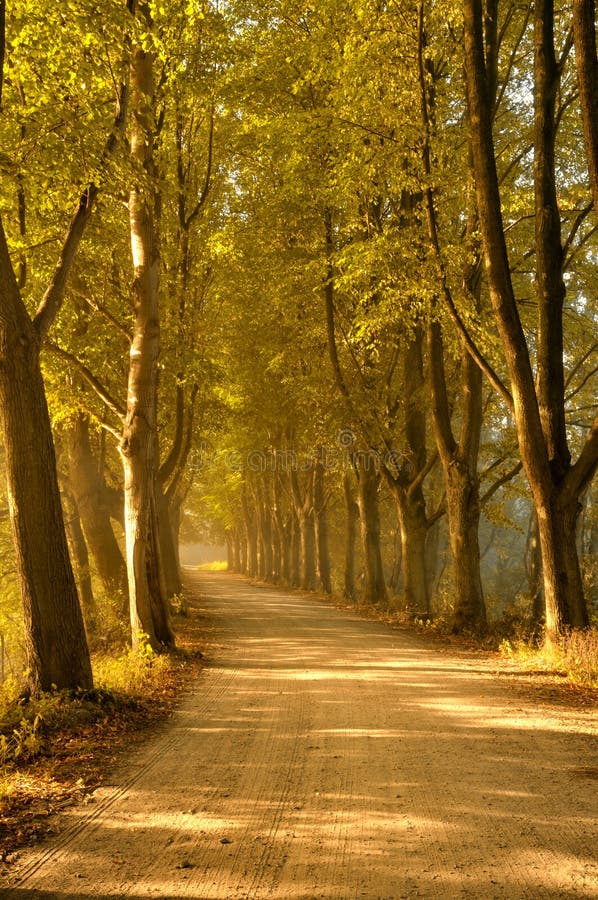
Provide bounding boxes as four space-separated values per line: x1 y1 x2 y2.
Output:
343 471 359 601
62 484 96 633
242 487 258 576
356 452 388 605
156 481 183 598
290 508 301 587
272 474 290 583
120 33 173 651
526 510 544 626
428 314 486 630
383 328 432 614
0 242 93 690
256 480 274 581
291 467 317 591
463 0 596 638
387 481 430 615
445 463 485 631
299 509 317 591
239 527 248 574
573 0 598 211
388 525 402 595
313 456 332 594
66 414 128 602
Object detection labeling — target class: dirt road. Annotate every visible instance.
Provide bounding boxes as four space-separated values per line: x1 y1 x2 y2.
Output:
4 572 598 899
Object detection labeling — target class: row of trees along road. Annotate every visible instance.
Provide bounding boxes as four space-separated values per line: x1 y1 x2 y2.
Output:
0 0 596 693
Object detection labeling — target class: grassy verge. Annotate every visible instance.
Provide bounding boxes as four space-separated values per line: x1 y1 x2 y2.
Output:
500 627 598 689
0 619 204 864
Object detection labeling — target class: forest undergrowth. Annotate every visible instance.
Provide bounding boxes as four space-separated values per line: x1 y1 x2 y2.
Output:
0 596 205 865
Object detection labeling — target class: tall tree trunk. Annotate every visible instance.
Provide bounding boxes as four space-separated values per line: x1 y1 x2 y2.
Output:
156 482 182 598
226 532 233 571
388 525 402 595
463 0 596 638
290 508 301 587
573 0 598 212
242 487 257 576
62 485 96 633
0 238 92 691
0 1 131 690
169 497 183 576
256 480 273 581
526 509 544 626
445 466 485 631
388 482 430 614
313 456 332 593
269 491 281 582
383 326 434 613
239 528 248 574
291 466 317 591
254 489 266 578
356 452 388 605
66 414 128 602
272 475 289 582
299 509 317 591
120 32 173 651
536 494 588 631
231 528 241 572
343 471 359 601
428 316 486 630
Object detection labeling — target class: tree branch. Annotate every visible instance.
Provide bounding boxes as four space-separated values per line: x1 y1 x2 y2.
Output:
480 460 523 505
46 340 125 421
563 409 598 501
185 103 215 228
33 31 131 339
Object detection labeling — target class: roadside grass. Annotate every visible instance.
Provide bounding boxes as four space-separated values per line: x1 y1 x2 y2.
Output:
0 619 204 862
320 581 598 693
500 627 598 689
196 560 227 571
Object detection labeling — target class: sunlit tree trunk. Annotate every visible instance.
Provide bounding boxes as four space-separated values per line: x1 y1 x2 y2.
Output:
356 452 387 605
290 508 301 587
291 467 317 591
272 474 290 583
0 238 93 690
169 497 183 575
384 329 431 614
226 532 233 571
256 480 273 581
343 470 359 601
387 482 430 614
299 510 317 591
67 413 128 602
573 0 598 211
155 483 183 598
313 455 332 593
242 487 257 576
388 526 402 595
526 510 543 626
239 528 248 574
62 483 97 633
120 32 173 650
428 317 486 630
463 0 596 638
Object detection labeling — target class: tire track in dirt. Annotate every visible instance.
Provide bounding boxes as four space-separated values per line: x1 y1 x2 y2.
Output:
3 571 598 899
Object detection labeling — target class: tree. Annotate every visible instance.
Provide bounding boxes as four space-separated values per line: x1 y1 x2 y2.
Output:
0 0 131 690
120 0 173 650
463 0 598 638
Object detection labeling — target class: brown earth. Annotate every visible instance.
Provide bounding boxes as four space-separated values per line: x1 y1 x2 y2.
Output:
2 570 597 899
